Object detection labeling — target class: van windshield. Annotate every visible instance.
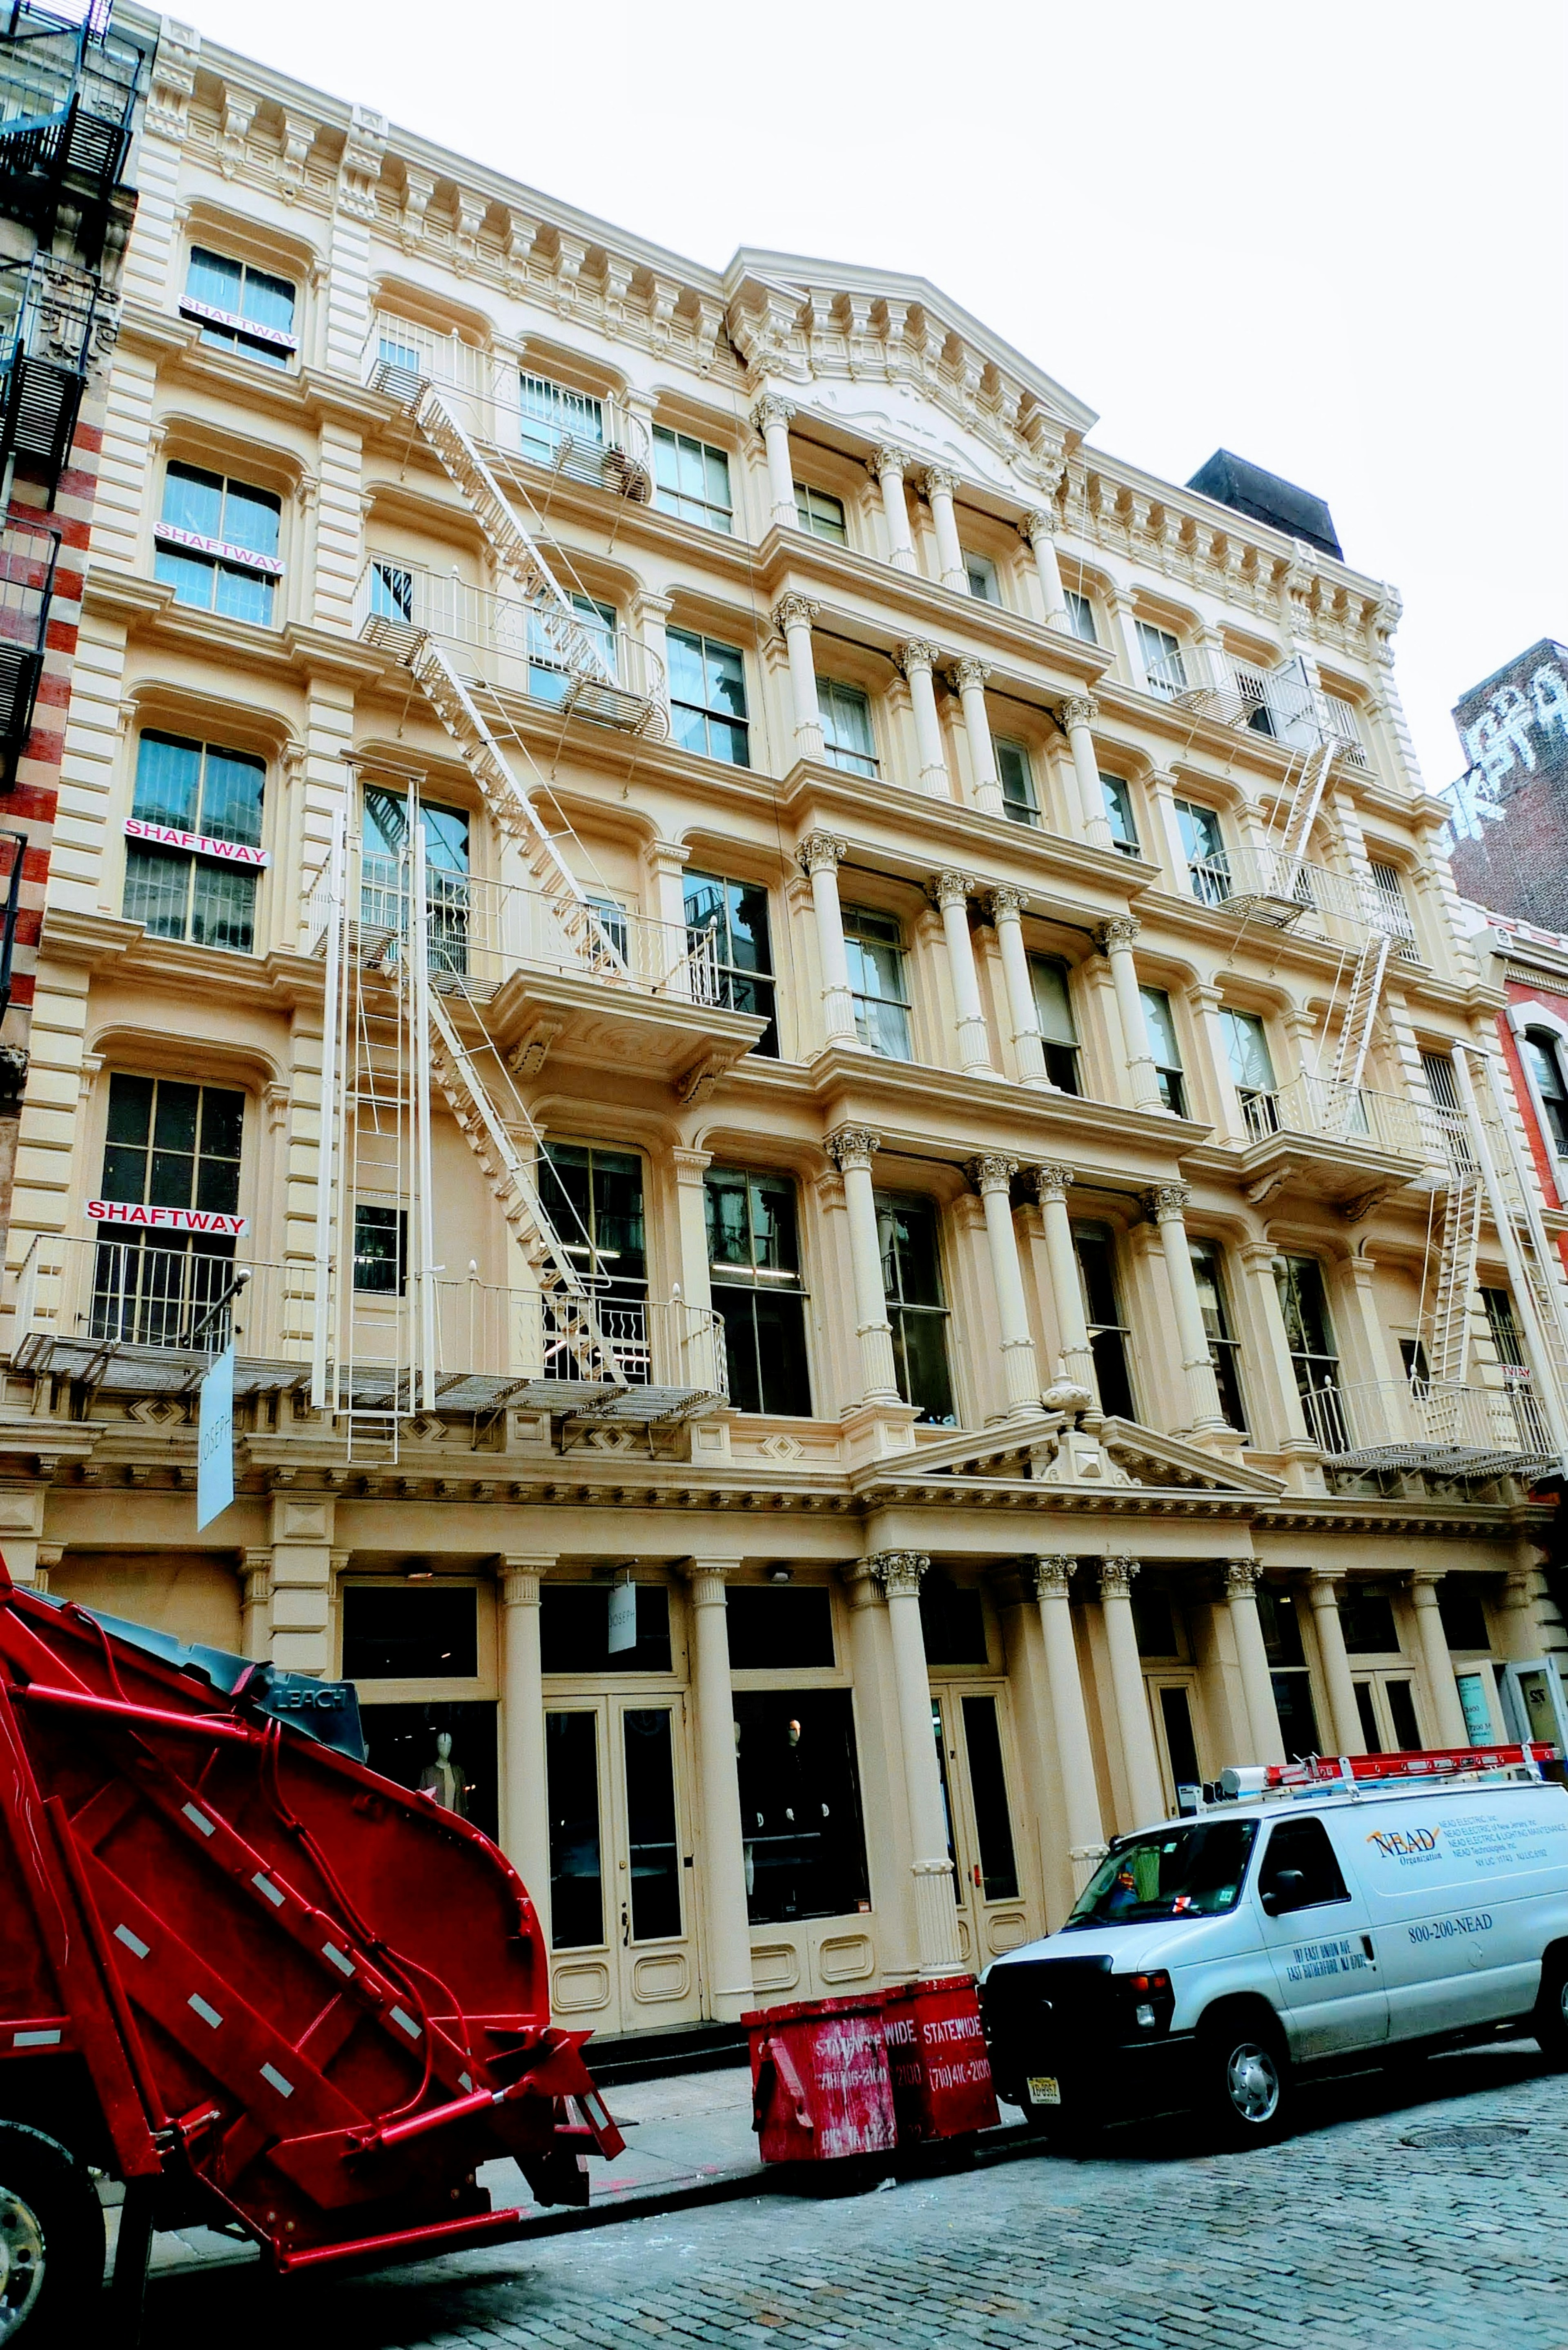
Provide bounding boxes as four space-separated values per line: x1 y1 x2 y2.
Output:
1066 1820 1258 1928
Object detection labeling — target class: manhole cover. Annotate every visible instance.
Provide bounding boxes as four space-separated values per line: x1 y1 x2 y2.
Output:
1401 2122 1531 2148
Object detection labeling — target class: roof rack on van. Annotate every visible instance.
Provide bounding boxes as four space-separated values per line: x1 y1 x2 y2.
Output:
1216 1740 1559 1803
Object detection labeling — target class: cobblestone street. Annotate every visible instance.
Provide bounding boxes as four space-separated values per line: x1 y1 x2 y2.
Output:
146 2042 1568 2350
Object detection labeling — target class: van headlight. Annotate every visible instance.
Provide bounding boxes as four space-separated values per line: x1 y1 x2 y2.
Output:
1118 1969 1174 2036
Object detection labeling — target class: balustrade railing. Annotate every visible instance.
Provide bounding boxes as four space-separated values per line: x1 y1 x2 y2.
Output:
1299 1373 1556 1472
1185 841 1416 945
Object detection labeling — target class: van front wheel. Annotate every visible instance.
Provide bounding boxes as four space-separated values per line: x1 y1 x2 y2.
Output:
1199 2016 1290 2147
1532 1960 1568 2066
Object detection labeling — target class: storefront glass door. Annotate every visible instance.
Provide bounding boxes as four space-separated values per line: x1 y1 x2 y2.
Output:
930 1686 1031 1963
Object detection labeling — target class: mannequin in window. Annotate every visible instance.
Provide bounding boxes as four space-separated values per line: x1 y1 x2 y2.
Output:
419 1729 469 1817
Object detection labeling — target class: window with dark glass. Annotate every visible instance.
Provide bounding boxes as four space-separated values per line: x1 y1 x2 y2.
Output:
996 738 1037 827
652 426 733 531
623 1708 682 1941
844 906 911 1060
155 464 282 624
1190 1237 1247 1433
1028 956 1080 1093
1223 1008 1277 1136
1140 986 1187 1117
819 678 878 777
1101 772 1140 855
1159 1688 1200 1795
1176 798 1229 905
1523 1032 1568 1156
877 1195 955 1425
734 1690 870 1925
1482 1286 1527 1372
1074 1223 1136 1420
1274 1255 1342 1440
538 1144 647 1376
182 247 297 366
541 1584 671 1673
1438 1581 1491 1654
353 1202 405 1295
546 1710 603 1947
1259 1817 1349 1912
92 1075 243 1347
726 1585 834 1670
793 482 846 543
123 732 265 953
1257 1585 1321 1759
1339 1587 1399 1654
1133 1585 1178 1657
341 1584 478 1680
919 1572 987 1665
705 1167 811 1416
682 870 775 1052
961 1696 1020 1899
667 629 749 765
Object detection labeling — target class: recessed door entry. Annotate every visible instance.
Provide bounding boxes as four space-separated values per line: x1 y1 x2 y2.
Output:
931 1685 1031 1963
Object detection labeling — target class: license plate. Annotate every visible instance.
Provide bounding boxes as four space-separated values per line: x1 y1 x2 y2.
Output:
1026 2075 1061 2106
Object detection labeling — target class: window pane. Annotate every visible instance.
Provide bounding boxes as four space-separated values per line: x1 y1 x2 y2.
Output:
961 1695 1020 1900
753 1286 811 1414
154 548 216 609
545 1711 604 1948
1140 987 1181 1069
1159 1686 1201 1791
726 1586 834 1670
353 1202 406 1294
1065 591 1097 644
1102 773 1138 850
734 1689 870 1925
105 1071 154 1151
893 1306 955 1425
341 1585 478 1680
122 845 189 939
189 862 256 954
541 1584 670 1674
1339 1589 1399 1654
161 463 223 539
879 1200 944 1306
134 734 203 831
920 1573 987 1665
1029 956 1077 1046
724 879 771 973
706 641 748 720
223 481 281 556
214 565 274 626
187 247 242 310
1272 1670 1321 1759
241 264 295 337
623 1708 682 1942
995 739 1035 817
1385 1679 1421 1751
1223 1009 1275 1092
704 1169 752 1267
666 627 706 705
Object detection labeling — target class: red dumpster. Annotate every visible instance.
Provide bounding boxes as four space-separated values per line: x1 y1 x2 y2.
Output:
882 1975 999 2144
745 1991 896 2165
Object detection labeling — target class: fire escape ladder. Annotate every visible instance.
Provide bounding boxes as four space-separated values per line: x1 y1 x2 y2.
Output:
1274 736 1336 878
1319 932 1391 1133
1428 1169 1483 1389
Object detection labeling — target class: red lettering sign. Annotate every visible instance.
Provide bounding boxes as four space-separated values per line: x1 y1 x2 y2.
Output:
123 818 268 868
87 1200 249 1237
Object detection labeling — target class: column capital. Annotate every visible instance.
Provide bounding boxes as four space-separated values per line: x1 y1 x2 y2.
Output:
1142 1182 1192 1223
1027 1555 1078 1599
797 830 848 876
1030 1161 1076 1202
951 657 992 693
681 1558 737 1603
1096 914 1140 953
1060 692 1101 731
750 392 796 434
1099 1556 1142 1597
630 587 674 625
499 1561 546 1608
672 1146 713 1185
1407 1567 1447 1595
967 1152 1019 1196
641 833 690 876
869 1550 931 1599
987 884 1028 922
929 869 977 910
868 444 912 482
895 638 941 677
824 1123 882 1173
922 465 959 499
1223 1559 1262 1599
1020 508 1058 545
1306 1568 1347 1597
773 593 819 635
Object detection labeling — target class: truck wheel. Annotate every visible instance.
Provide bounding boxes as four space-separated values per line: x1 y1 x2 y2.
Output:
1199 2015 1290 2147
0 2123 104 2343
1533 1960 1568 2067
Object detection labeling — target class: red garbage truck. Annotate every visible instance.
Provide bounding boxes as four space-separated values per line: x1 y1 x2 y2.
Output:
0 1561 623 2339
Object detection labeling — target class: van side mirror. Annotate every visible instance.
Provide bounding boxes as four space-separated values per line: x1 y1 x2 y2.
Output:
1261 1868 1306 1917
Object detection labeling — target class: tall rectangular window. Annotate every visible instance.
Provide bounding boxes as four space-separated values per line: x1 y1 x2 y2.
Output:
793 482 846 543
683 871 775 1053
1028 955 1080 1094
182 247 296 366
705 1167 811 1416
1275 1255 1342 1440
652 426 732 531
528 591 617 704
667 629 749 766
1139 986 1186 1117
154 463 281 625
1190 1237 1247 1433
539 1142 646 1327
1176 799 1229 904
996 739 1037 827
1223 1008 1278 1135
1074 1223 1136 1421
518 372 603 466
844 907 911 1061
1481 1286 1526 1371
964 552 1000 603
877 1197 955 1425
1064 589 1097 644
1136 620 1187 696
1522 1032 1568 1156
92 1075 244 1347
353 1202 406 1295
734 1690 870 1925
361 788 470 972
1101 773 1140 855
819 679 878 777
123 733 265 953
1257 1585 1321 1760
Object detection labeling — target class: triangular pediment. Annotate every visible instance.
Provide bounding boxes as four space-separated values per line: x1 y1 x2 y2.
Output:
853 1411 1283 1501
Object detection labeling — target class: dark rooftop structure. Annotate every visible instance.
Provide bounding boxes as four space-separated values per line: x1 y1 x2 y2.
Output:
1185 448 1343 561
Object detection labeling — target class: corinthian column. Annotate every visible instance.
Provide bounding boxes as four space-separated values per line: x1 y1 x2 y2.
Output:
1096 916 1163 1113
774 595 824 761
825 1126 899 1401
751 392 797 530
968 1153 1041 1418
987 886 1049 1086
896 641 952 796
1222 1561 1285 1766
682 1562 755 2019
1027 1557 1107 1892
922 466 967 591
1098 1556 1166 1827
1140 1183 1228 1434
1021 510 1069 627
1061 692 1116 850
951 659 1003 817
871 1552 961 1974
798 832 856 1044
930 871 993 1072
1030 1162 1094 1394
868 446 917 572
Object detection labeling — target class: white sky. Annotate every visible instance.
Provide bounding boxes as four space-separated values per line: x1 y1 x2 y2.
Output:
172 0 1566 794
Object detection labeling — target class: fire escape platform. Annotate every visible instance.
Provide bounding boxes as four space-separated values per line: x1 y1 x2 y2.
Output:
1233 1126 1422 1210
450 968 766 1090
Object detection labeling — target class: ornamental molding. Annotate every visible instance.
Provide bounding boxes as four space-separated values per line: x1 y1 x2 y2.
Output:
869 1550 930 1598
922 466 959 499
824 1124 882 1172
1060 693 1101 731
868 444 915 481
1098 1555 1141 1596
1223 1559 1261 1599
1027 1556 1078 1599
987 885 1027 921
951 658 992 693
751 393 797 433
1031 1162 1075 1200
967 1153 1019 1194
930 870 977 910
1096 916 1140 952
1142 1184 1192 1221
797 831 848 876
773 594 820 634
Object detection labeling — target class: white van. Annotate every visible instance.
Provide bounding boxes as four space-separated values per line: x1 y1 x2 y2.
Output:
980 1765 1568 2144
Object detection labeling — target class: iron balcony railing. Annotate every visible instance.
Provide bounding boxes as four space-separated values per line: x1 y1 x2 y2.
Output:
1183 840 1416 946
0 2 144 214
363 312 653 502
7 1233 730 1400
1300 1373 1558 1480
355 556 668 740
0 513 58 759
1234 1072 1468 1170
0 250 95 491
1142 647 1368 765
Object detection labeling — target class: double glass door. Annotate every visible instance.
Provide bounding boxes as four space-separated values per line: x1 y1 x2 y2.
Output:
930 1686 1031 1963
544 1697 703 2034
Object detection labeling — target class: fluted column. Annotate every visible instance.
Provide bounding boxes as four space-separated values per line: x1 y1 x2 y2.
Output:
774 595 824 761
896 641 952 796
1027 1557 1107 1893
1307 1573 1365 1755
825 1126 900 1402
1222 1561 1286 1766
871 1552 961 1974
1096 916 1163 1113
987 886 1049 1086
1030 1162 1094 1394
1410 1571 1470 1748
1141 1183 1228 1434
1060 692 1116 850
500 1559 552 1937
923 466 967 592
1021 510 1069 627
969 1154 1041 1418
683 1562 755 2020
930 871 993 1072
1098 1557 1166 1827
869 445 917 572
797 832 856 1044
751 392 797 531
951 658 1003 817
241 1550 273 1663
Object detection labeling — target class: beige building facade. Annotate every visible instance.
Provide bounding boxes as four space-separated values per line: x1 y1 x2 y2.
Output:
4 11 1568 2039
